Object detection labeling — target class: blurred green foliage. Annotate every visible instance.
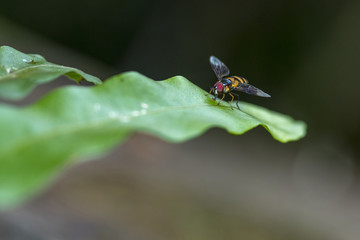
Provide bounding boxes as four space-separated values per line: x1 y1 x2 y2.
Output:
0 46 101 100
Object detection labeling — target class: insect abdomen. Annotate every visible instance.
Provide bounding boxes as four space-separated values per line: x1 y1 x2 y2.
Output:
227 76 248 88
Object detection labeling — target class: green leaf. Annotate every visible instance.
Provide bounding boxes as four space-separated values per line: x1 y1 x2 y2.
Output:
0 71 306 209
0 46 102 100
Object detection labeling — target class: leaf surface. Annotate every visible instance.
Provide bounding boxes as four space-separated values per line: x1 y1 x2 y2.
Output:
0 71 306 209
0 46 101 100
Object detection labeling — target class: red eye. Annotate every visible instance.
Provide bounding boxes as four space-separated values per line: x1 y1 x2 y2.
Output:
214 82 223 92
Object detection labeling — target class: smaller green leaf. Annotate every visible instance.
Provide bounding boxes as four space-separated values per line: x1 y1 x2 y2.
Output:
0 46 102 100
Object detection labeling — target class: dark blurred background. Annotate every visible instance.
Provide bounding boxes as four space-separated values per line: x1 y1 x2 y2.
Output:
1 0 360 239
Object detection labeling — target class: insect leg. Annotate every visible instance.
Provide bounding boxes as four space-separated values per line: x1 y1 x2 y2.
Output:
229 93 235 110
217 94 226 105
231 92 240 110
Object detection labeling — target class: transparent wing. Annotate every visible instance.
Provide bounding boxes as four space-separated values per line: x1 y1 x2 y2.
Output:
233 83 271 97
209 56 230 80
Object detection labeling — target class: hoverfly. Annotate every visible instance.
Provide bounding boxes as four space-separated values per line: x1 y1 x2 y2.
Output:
208 56 270 110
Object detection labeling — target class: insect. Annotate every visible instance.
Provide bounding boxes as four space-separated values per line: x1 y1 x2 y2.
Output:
208 56 270 110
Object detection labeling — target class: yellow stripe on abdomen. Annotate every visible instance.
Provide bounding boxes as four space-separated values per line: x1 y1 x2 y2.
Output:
234 76 248 84
231 76 242 84
231 76 248 85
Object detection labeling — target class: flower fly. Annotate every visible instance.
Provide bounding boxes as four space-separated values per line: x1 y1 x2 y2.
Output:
208 56 270 110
